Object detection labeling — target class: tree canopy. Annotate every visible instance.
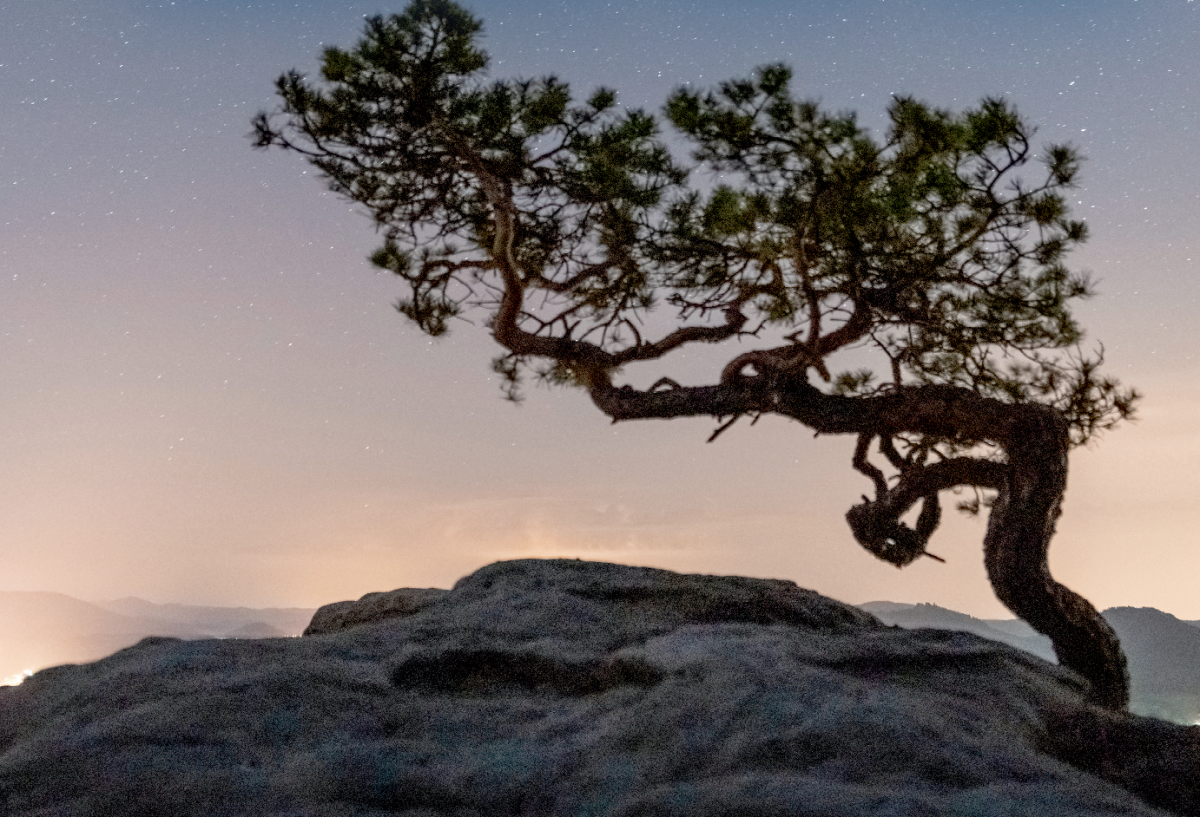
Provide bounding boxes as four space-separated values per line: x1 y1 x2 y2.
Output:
254 0 1139 709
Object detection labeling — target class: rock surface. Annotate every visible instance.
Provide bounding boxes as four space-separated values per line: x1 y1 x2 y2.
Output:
0 559 1197 816
304 587 449 635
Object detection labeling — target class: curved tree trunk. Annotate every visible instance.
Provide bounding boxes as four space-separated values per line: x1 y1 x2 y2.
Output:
983 405 1129 710
589 375 1130 709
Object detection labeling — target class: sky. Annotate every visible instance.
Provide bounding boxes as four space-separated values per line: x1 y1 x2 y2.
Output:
2 0 1199 619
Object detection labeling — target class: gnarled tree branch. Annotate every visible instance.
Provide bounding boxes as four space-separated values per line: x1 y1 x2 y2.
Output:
589 370 1129 708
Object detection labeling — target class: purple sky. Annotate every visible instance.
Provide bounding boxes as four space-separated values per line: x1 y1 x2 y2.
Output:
3 0 1198 618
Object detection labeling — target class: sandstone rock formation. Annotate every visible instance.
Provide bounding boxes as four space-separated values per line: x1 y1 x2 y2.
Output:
304 587 449 635
0 559 1196 815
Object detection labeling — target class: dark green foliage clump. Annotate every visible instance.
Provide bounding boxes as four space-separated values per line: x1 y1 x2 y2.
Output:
253 1 1134 443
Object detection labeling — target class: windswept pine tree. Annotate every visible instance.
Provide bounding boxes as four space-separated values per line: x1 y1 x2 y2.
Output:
254 0 1139 708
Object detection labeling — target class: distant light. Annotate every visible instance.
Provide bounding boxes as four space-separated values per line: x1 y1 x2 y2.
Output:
2 670 32 686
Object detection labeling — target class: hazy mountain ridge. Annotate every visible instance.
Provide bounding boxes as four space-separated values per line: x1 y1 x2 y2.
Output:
858 601 1056 661
0 592 314 682
93 597 314 638
863 601 1200 723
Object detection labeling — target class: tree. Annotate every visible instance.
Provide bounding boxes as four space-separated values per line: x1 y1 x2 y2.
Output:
254 0 1139 709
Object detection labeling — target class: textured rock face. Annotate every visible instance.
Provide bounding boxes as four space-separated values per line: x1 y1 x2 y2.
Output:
0 559 1196 816
304 587 449 635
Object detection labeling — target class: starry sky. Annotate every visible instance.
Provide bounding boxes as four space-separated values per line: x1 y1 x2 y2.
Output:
3 0 1198 618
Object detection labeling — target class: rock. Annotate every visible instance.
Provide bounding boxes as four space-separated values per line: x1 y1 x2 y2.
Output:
0 558 1196 816
303 587 449 635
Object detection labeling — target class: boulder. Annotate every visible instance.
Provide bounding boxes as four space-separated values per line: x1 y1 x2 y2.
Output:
303 587 449 635
0 558 1196 816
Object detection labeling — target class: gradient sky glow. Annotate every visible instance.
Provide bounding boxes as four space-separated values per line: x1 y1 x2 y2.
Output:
3 0 1199 618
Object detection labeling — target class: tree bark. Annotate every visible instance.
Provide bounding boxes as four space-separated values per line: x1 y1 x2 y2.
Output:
981 405 1129 710
589 373 1130 709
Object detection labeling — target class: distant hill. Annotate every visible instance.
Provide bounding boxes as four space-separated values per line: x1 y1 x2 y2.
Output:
0 592 315 683
860 601 1200 723
93 597 313 639
0 592 198 682
859 601 1055 662
1102 606 1200 723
